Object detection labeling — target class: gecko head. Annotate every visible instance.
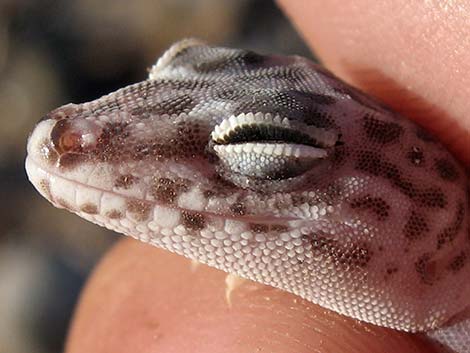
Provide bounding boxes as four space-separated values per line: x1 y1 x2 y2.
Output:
26 39 356 218
25 40 470 334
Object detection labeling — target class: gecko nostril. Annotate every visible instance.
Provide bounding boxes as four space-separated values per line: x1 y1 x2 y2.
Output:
51 120 80 154
50 118 101 155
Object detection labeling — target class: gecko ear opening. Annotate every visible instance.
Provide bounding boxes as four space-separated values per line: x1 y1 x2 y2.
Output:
210 112 339 185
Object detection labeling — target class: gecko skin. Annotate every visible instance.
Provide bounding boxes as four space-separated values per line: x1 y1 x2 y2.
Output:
26 39 469 352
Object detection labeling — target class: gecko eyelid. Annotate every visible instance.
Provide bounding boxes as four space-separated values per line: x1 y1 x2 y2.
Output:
210 112 337 182
211 112 338 148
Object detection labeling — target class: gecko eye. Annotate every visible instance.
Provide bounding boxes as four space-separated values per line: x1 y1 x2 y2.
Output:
211 112 339 182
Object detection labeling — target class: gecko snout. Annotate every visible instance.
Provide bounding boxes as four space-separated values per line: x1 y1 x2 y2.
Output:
27 103 104 170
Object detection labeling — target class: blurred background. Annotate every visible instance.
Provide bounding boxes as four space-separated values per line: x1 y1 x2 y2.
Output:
0 1 311 352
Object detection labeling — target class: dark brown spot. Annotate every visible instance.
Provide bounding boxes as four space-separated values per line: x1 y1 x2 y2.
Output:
55 197 73 211
181 211 206 231
415 253 438 285
404 211 430 241
435 158 459 182
356 151 447 208
250 223 269 233
363 115 403 144
350 195 390 221
58 153 87 169
126 200 151 222
416 187 447 208
406 146 425 166
230 202 246 216
194 55 236 73
332 145 347 166
386 266 399 275
416 127 436 142
241 50 266 66
95 122 130 162
271 224 289 233
39 179 52 200
306 234 372 269
302 108 336 129
291 193 325 208
151 177 188 205
106 210 123 219
447 250 468 273
384 265 399 280
80 203 98 214
437 202 465 249
114 174 138 189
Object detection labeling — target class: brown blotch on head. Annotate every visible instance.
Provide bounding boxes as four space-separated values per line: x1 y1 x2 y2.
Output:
415 253 439 285
435 158 459 182
404 211 430 241
307 234 372 269
162 121 207 160
384 266 399 280
350 195 390 221
39 179 53 200
437 202 465 249
240 50 266 66
416 187 447 208
302 108 336 129
447 250 468 273
324 182 344 203
106 210 123 219
356 151 447 208
114 174 138 189
55 197 74 211
416 127 436 143
363 114 403 144
151 177 188 205
58 153 88 169
271 224 289 233
181 210 206 231
386 266 399 275
291 193 325 208
250 223 269 233
332 145 348 166
230 202 246 216
95 122 130 162
406 146 425 166
126 200 151 222
80 203 98 214
128 120 206 163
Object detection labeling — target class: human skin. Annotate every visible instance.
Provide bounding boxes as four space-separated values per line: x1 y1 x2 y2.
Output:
66 1 469 352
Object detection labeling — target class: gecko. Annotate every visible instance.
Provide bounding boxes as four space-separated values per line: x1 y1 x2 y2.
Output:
25 39 469 352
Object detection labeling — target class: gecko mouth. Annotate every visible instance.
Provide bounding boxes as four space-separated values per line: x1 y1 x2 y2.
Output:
25 155 299 243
